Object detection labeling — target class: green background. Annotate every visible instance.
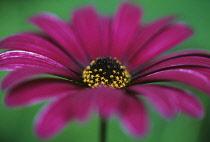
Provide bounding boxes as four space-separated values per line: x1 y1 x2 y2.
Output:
0 0 210 142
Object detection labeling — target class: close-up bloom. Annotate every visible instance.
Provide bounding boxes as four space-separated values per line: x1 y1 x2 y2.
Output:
0 1 209 141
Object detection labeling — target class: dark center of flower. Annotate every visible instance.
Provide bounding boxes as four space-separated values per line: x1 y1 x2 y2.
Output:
82 57 131 88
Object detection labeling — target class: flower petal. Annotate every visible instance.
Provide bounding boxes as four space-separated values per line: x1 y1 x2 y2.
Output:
135 69 210 95
112 2 143 59
35 89 93 139
91 87 149 136
5 78 80 107
132 50 210 77
0 51 75 75
72 6 100 59
133 56 210 79
30 13 88 65
170 86 203 118
191 67 210 77
128 84 177 118
129 84 203 118
124 16 176 64
100 17 112 57
0 33 82 72
128 23 193 70
1 67 80 90
119 95 148 137
91 87 125 118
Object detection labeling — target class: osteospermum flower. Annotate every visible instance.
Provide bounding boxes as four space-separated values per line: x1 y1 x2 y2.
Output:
0 2 210 140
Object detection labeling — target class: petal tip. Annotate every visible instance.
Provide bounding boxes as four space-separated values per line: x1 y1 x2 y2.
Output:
35 127 53 140
118 1 143 16
4 96 16 107
29 13 58 25
177 22 194 36
190 109 204 118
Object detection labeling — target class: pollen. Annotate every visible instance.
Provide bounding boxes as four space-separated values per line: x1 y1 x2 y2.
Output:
82 57 131 88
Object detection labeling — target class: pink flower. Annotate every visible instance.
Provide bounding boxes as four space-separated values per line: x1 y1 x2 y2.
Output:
0 2 209 139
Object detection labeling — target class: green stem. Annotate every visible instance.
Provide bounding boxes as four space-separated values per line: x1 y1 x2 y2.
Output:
100 118 107 142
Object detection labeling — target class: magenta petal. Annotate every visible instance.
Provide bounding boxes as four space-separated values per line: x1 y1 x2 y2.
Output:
100 17 111 57
5 78 81 107
135 69 210 95
129 84 203 118
119 95 148 137
170 86 204 118
128 23 193 70
72 6 100 59
191 67 210 78
1 67 80 90
0 51 74 75
35 87 130 139
112 2 142 59
128 85 178 118
133 56 210 79
88 87 148 135
0 33 82 72
35 89 93 139
179 95 203 118
125 16 176 64
132 50 210 76
142 50 210 68
30 13 88 65
92 87 125 118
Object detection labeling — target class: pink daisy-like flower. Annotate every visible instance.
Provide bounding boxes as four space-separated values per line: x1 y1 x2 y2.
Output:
0 2 209 140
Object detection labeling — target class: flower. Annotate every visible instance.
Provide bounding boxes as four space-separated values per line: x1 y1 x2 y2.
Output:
0 2 209 139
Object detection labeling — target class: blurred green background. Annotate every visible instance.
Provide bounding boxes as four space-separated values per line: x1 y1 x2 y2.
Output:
0 0 210 142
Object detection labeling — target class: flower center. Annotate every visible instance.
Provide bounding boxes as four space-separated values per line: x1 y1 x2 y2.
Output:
82 57 131 88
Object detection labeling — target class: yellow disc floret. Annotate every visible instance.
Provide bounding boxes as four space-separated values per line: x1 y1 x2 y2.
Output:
82 57 131 88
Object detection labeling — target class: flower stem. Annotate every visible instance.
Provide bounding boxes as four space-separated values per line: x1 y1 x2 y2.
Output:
100 118 107 142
